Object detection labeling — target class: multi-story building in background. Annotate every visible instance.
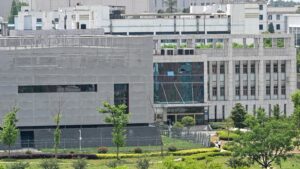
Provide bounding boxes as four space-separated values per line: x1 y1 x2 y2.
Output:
153 34 296 124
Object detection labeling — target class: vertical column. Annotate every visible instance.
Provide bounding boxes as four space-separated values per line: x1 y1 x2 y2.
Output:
227 38 233 101
259 60 265 101
258 37 265 102
217 61 220 100
278 60 282 100
247 60 251 100
208 61 213 101
270 60 274 100
255 60 259 100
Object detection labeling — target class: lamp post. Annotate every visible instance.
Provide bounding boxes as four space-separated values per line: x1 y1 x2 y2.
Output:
79 129 82 152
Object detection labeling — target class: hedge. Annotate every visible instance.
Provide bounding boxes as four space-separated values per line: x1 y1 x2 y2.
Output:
216 130 240 141
0 153 98 159
184 151 232 161
171 148 220 156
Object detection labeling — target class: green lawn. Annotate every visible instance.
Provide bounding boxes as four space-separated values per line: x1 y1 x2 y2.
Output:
41 136 203 154
1 155 300 169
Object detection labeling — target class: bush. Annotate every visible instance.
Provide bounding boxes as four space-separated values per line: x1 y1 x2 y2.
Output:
210 142 216 147
136 158 150 169
97 147 108 154
184 151 231 161
222 142 235 151
134 147 143 154
106 160 118 168
39 159 59 169
216 130 239 141
6 162 30 169
171 148 219 156
210 122 226 130
72 158 87 169
25 150 32 155
168 146 177 152
0 164 4 169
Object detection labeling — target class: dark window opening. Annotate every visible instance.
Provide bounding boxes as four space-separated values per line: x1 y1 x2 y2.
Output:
235 86 240 96
266 64 271 73
266 86 271 95
235 64 240 74
114 84 129 113
251 64 255 73
220 64 225 74
18 84 97 93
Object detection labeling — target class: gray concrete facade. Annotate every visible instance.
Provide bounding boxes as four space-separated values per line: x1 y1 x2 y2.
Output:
0 35 156 148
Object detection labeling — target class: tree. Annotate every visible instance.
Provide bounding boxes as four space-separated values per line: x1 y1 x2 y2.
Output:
292 90 300 149
53 112 61 159
230 103 247 129
224 118 234 141
272 104 281 119
98 102 129 160
268 23 275 33
164 0 177 13
8 0 28 24
181 116 195 135
0 107 19 157
232 109 296 169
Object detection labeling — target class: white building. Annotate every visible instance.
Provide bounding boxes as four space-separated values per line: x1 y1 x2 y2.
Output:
14 3 263 35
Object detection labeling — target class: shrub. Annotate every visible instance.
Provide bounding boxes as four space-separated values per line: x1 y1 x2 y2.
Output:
168 146 177 152
210 142 216 147
216 130 239 141
6 162 30 169
106 160 118 168
134 147 143 154
0 164 4 169
39 159 59 169
210 122 226 130
222 142 235 151
72 158 87 169
171 148 219 156
136 158 150 169
25 150 32 155
184 151 231 161
69 151 75 154
97 147 108 154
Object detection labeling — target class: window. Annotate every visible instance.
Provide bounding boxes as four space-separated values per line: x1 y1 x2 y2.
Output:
114 84 129 113
253 105 256 116
274 63 278 73
259 5 263 10
212 87 217 96
235 64 240 74
243 64 248 74
276 24 280 30
36 26 42 30
54 18 59 23
235 86 240 96
18 84 97 93
251 64 255 73
243 86 248 96
259 24 263 30
220 64 225 74
212 64 217 74
214 106 217 122
245 105 248 111
266 64 270 73
274 85 278 95
259 15 263 20
268 15 272 20
222 105 225 120
251 86 255 96
276 14 280 20
281 85 286 95
220 87 225 96
36 18 42 22
266 86 271 95
281 63 286 73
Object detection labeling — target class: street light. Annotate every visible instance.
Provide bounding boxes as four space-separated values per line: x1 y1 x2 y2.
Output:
79 129 82 152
